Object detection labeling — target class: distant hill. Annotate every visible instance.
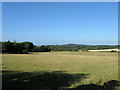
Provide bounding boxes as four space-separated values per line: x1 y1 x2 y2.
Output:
55 44 85 48
50 44 118 48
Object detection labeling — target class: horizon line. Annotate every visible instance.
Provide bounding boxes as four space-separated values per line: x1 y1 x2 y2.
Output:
2 40 118 46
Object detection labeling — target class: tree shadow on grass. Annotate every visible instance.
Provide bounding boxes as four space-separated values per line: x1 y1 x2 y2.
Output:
75 80 120 90
3 70 120 90
2 70 89 89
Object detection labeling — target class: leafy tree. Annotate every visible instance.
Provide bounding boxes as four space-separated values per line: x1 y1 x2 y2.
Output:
2 41 34 54
32 45 51 52
2 40 13 53
22 42 34 52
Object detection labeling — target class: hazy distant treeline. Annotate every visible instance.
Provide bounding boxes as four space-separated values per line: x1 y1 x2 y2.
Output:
1 41 118 54
47 44 118 51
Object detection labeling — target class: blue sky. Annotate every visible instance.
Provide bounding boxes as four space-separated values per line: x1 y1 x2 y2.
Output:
2 2 118 45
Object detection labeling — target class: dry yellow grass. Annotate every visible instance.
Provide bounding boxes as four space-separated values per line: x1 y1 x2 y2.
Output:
2 51 118 87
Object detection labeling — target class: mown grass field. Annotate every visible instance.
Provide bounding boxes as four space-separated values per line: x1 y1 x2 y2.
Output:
2 51 118 88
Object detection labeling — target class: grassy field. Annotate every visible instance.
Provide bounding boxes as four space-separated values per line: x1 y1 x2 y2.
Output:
2 51 118 88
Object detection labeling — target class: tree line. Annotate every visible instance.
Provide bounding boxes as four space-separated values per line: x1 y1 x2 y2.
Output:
1 41 118 54
47 44 118 51
2 40 51 54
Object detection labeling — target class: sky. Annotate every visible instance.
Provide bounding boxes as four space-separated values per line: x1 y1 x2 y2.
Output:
2 2 118 45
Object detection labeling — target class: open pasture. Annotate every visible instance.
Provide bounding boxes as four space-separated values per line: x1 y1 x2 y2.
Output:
2 51 118 88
